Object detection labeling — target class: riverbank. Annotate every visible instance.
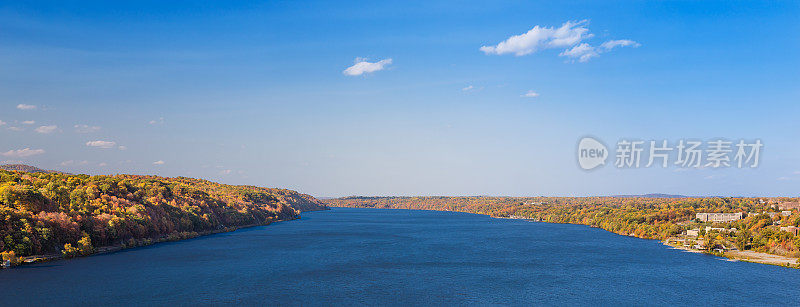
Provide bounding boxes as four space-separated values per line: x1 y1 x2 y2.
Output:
324 195 800 270
6 207 330 268
496 213 800 269
663 241 799 268
359 207 800 269
723 250 799 267
0 168 331 269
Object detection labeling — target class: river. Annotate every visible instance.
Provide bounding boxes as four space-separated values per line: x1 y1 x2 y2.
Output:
1 207 798 306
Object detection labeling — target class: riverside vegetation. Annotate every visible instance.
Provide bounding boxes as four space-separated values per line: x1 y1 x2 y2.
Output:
325 196 800 265
0 166 326 265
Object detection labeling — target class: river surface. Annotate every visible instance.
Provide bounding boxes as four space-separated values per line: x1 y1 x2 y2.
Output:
1 207 799 306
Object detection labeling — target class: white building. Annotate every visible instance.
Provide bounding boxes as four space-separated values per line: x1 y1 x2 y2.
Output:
696 212 743 223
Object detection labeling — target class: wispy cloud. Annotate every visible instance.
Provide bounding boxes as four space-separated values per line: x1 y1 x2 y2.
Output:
343 58 392 76
149 117 165 125
461 85 484 92
16 104 36 110
559 43 599 63
35 125 58 134
2 148 45 158
522 90 540 98
74 124 101 133
559 39 639 63
86 140 117 149
481 20 639 63
600 39 641 50
118 145 127 150
778 171 800 180
61 160 88 166
153 160 165 165
7 126 24 132
0 120 5 126
22 120 35 125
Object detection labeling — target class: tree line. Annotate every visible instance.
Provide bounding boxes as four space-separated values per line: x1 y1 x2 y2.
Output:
0 169 325 262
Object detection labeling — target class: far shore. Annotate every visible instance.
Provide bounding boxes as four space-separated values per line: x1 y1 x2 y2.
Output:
426 208 800 269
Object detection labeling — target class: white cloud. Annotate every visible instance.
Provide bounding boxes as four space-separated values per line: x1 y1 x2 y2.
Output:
600 39 641 50
153 160 165 165
793 171 800 175
74 124 101 133
0 120 5 126
86 140 117 149
16 104 36 110
522 90 540 98
481 21 639 63
35 125 58 134
2 148 45 158
480 20 592 56
118 145 127 150
7 126 23 132
22 120 35 125
98 162 108 167
343 58 392 76
462 85 474 91
559 43 599 63
220 169 232 175
778 176 791 181
149 117 165 125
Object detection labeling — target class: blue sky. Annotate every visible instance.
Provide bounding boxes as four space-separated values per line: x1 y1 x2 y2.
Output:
1 1 798 197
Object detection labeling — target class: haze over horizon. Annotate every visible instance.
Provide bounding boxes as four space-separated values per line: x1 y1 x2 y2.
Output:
2 1 798 197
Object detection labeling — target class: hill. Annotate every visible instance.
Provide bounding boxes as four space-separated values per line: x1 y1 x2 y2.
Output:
0 164 61 174
0 168 326 261
611 193 688 198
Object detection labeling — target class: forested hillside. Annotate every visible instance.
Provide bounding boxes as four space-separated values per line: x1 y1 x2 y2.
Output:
325 196 800 257
0 167 326 261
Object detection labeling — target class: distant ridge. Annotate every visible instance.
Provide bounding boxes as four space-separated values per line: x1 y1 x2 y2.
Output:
611 193 688 198
0 164 62 174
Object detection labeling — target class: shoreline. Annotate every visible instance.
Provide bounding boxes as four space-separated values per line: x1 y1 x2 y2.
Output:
334 206 800 269
663 242 799 268
493 212 800 269
7 207 330 268
499 212 800 269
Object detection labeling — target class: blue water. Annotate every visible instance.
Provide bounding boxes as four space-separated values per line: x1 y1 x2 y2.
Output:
1 208 799 306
